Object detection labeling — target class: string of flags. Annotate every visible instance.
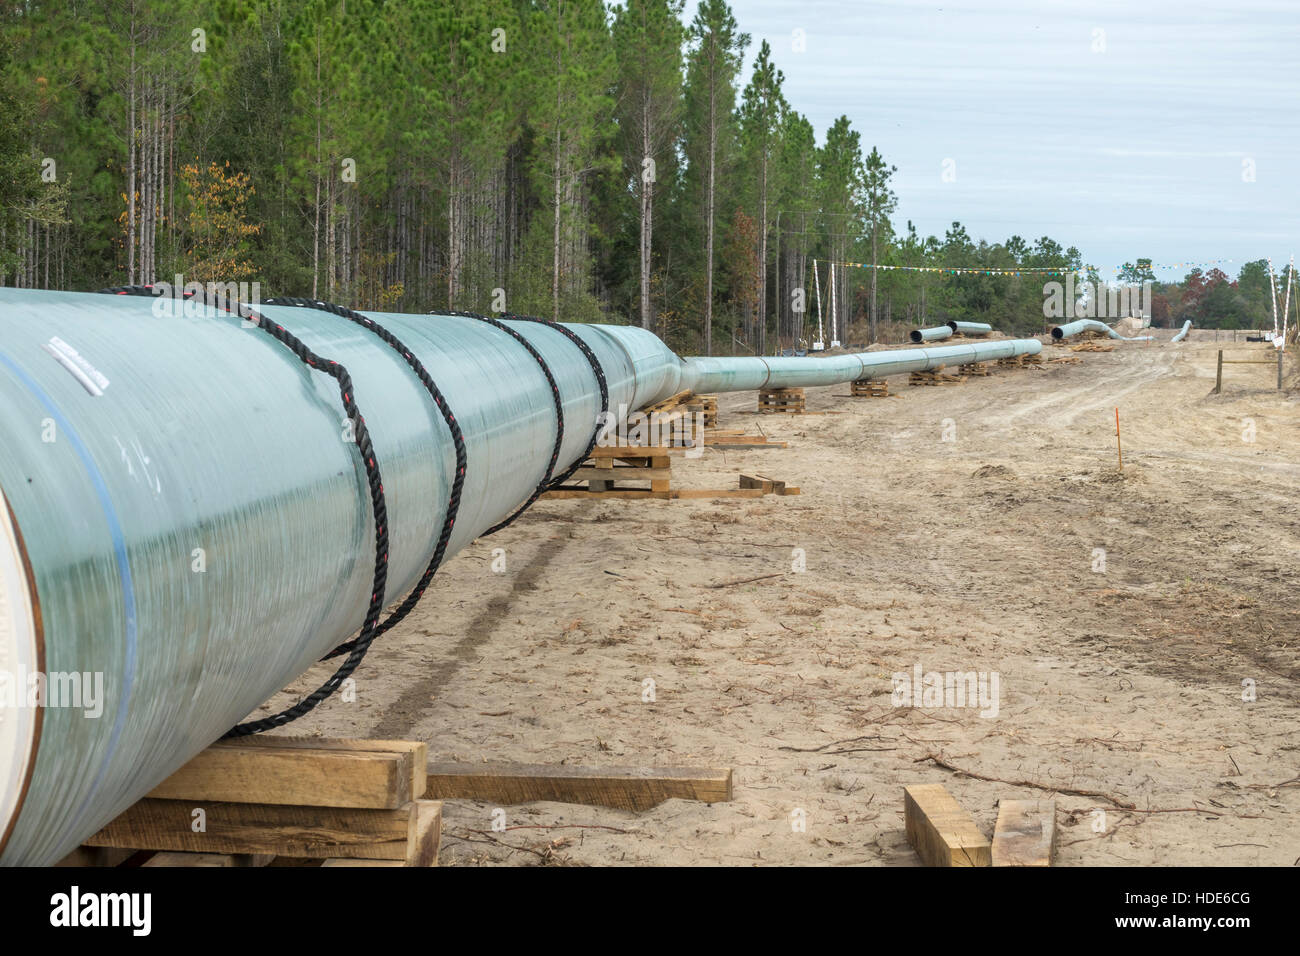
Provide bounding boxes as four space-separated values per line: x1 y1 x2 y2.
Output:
836 262 1074 276
829 258 1245 277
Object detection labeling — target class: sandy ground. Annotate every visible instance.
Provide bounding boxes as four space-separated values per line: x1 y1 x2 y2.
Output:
264 330 1300 866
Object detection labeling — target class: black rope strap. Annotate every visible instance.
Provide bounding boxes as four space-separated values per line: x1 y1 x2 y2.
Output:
498 312 610 491
264 298 468 664
95 285 391 735
440 309 565 535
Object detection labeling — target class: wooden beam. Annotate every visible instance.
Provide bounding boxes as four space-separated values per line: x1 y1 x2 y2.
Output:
142 852 274 867
991 799 1056 867
202 736 427 806
903 784 992 867
85 799 422 861
148 743 416 810
405 799 442 867
425 763 732 813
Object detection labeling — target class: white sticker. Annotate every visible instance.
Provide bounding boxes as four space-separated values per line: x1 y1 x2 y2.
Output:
41 336 110 396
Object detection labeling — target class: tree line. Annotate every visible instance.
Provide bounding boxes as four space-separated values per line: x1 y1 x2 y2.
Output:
0 1 1288 352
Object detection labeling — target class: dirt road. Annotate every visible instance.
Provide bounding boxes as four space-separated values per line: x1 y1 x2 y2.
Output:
270 334 1300 866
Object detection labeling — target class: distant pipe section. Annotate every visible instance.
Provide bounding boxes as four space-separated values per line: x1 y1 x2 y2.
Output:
1171 320 1192 343
909 326 953 344
1051 319 1153 342
680 338 1042 392
947 321 993 336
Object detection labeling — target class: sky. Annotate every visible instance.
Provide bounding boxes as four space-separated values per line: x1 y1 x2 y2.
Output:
682 0 1300 278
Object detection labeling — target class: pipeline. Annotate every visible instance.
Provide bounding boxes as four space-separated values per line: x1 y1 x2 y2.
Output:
1050 319 1154 342
1171 320 1192 343
909 325 953 344
0 288 1042 864
947 320 992 336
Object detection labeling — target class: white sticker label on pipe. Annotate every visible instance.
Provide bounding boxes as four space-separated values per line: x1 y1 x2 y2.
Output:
41 336 110 396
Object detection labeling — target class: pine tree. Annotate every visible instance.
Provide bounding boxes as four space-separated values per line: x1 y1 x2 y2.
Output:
683 0 746 353
862 145 896 341
738 40 785 352
523 0 616 321
612 0 684 331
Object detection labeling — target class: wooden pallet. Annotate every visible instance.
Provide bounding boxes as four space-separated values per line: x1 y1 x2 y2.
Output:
540 445 673 497
996 355 1025 367
958 362 991 376
540 444 798 499
757 386 806 413
849 378 890 397
691 394 719 428
1070 342 1114 352
909 369 966 386
63 738 440 867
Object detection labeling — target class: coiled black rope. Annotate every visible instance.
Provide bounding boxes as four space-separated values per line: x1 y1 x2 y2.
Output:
264 298 468 665
95 285 391 735
440 309 565 534
499 312 610 492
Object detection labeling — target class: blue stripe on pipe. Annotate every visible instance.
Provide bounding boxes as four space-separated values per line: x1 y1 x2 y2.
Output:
0 348 138 833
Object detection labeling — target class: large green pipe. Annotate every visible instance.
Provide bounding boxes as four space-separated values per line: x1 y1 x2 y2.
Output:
1051 319 1153 342
947 320 993 336
0 289 1042 864
909 325 953 344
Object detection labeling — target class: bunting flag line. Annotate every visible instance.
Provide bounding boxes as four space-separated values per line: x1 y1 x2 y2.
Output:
826 257 1271 277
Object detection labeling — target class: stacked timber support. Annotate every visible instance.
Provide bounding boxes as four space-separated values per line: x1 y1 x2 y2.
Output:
758 386 806 413
850 378 889 397
958 362 991 377
547 445 673 498
909 368 966 386
64 738 440 867
540 444 798 500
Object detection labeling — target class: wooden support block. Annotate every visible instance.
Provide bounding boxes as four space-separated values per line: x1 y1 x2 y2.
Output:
405 799 443 867
991 799 1055 867
223 737 428 805
148 740 420 810
739 474 798 496
903 784 991 867
425 763 733 812
85 798 426 861
757 386 806 414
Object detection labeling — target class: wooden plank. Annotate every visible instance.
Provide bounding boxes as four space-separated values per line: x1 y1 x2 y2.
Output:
84 799 420 860
160 738 428 811
991 799 1055 867
425 763 732 812
569 466 672 482
320 858 404 867
147 743 414 809
541 489 673 500
587 444 686 456
142 851 275 867
903 784 991 867
405 800 442 867
671 488 769 499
